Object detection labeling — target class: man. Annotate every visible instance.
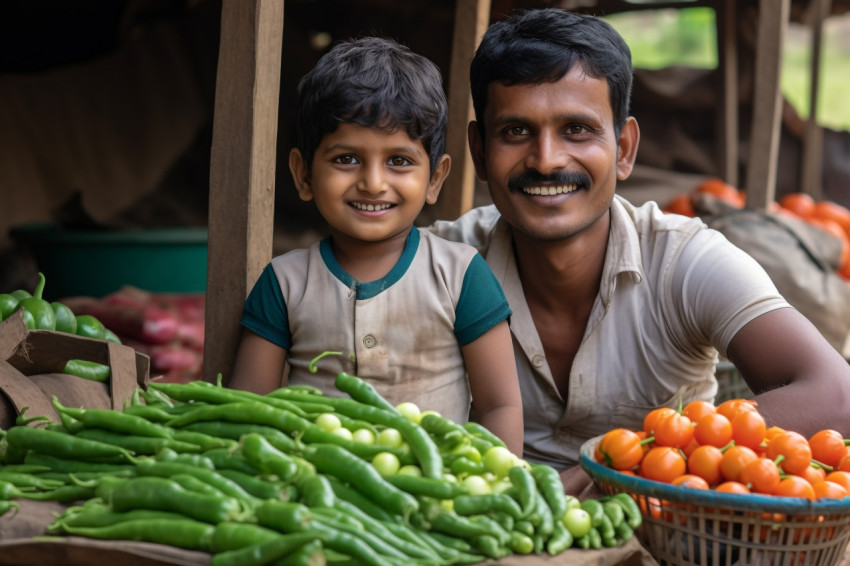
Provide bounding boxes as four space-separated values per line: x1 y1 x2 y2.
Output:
429 8 850 493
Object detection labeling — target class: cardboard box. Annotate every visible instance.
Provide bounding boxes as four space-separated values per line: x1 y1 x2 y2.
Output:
0 309 150 428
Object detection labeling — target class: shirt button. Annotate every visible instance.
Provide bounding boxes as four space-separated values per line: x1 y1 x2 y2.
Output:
363 335 376 348
531 354 545 367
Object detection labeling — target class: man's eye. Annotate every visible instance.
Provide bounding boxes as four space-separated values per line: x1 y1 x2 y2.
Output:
565 124 588 136
389 156 411 166
506 126 529 137
334 155 358 165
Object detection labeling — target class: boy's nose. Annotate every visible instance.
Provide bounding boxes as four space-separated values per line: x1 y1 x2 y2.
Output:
357 164 387 194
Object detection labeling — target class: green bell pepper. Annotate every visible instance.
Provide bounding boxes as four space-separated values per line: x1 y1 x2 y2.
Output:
16 273 55 330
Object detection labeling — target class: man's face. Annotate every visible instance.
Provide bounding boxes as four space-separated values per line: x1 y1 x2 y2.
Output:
469 65 636 242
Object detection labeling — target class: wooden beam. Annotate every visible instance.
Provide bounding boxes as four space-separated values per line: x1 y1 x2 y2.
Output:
716 0 739 187
800 0 831 200
204 0 284 383
744 0 790 211
438 0 492 221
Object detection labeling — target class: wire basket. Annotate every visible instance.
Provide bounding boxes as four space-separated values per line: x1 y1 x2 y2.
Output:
580 436 850 566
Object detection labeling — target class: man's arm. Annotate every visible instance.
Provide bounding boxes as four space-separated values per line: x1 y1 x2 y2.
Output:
727 307 850 437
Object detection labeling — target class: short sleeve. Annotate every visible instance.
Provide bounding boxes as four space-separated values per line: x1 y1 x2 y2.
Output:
241 263 292 349
454 253 512 346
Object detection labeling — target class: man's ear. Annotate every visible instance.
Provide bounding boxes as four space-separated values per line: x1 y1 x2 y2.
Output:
289 148 313 201
467 121 488 182
425 154 452 205
616 117 640 181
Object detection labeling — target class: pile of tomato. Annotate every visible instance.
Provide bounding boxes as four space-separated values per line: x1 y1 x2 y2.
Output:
662 179 850 280
595 398 850 500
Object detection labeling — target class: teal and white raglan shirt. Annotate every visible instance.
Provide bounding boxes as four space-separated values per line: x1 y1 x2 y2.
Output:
240 227 511 424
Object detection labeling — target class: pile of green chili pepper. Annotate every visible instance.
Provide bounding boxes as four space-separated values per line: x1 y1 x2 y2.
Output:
1 272 120 382
0 372 640 564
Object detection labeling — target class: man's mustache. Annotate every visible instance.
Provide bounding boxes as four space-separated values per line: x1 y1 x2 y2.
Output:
507 171 590 191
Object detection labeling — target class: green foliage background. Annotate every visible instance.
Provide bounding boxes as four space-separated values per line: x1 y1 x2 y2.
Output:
606 8 850 132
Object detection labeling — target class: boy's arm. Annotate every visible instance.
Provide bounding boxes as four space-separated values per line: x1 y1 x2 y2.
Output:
228 329 288 395
461 320 524 456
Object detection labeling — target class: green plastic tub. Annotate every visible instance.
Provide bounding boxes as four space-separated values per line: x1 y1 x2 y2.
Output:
12 223 208 300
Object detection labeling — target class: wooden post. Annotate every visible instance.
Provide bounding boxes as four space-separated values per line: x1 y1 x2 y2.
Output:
204 0 284 383
437 0 492 221
800 0 831 201
716 0 739 187
744 0 790 211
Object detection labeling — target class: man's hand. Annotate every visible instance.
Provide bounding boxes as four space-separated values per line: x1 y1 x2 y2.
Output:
560 465 603 499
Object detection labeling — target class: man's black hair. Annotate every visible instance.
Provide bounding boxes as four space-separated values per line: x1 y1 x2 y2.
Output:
470 8 633 137
294 36 448 175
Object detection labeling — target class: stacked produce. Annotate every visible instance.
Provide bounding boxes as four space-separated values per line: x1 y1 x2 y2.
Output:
594 397 850 500
0 273 121 382
0 370 640 564
61 285 205 383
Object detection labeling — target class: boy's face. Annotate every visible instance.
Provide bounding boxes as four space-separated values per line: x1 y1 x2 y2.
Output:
290 123 449 245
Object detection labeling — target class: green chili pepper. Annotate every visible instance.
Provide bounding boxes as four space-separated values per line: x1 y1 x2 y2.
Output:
463 421 507 449
217 469 288 501
150 381 311 417
171 473 227 498
602 499 625 529
209 521 282 553
170 429 237 452
134 460 258 505
154 448 215 470
254 500 313 533
508 531 535 555
103 328 122 344
508 465 538 518
296 471 336 508
0 293 19 320
546 520 574 555
49 505 190 534
62 359 110 382
385 473 468 500
333 371 397 412
203 447 260 475
580 498 605 528
52 397 173 439
598 512 618 547
611 492 643 530
470 535 510 560
0 471 64 491
452 493 524 519
105 476 246 524
327 476 394 522
60 518 216 552
429 510 503 540
278 538 324 566
185 421 297 453
302 443 418 519
531 463 568 521
615 519 634 543
239 433 299 482
450 456 486 477
312 511 408 560
24 453 135 474
15 273 55 330
5 425 133 463
51 301 77 334
75 314 106 340
18 484 97 503
588 525 603 549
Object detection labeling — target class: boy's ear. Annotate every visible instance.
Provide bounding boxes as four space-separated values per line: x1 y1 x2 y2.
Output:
425 154 452 205
289 148 313 201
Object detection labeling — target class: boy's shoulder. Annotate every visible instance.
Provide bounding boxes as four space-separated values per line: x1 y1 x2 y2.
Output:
418 226 483 259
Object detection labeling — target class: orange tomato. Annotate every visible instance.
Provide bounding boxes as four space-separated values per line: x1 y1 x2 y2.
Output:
779 192 816 218
773 475 816 500
810 200 850 240
807 217 850 268
643 407 678 437
811 480 848 500
653 411 694 449
671 474 710 490
824 471 850 493
696 178 745 208
798 464 827 486
596 428 646 471
730 409 767 451
688 444 724 486
715 481 751 495
716 398 758 422
739 457 781 495
720 445 759 483
640 446 687 483
693 412 733 448
808 429 848 468
682 400 716 424
664 193 696 217
766 431 812 476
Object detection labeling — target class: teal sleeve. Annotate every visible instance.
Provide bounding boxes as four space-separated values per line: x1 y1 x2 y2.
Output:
241 263 292 349
454 253 512 346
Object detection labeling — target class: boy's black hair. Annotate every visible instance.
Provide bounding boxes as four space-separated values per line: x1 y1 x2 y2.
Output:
470 8 633 138
295 36 448 175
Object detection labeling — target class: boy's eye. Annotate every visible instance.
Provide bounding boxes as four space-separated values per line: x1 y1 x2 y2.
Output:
334 155 359 165
388 156 412 167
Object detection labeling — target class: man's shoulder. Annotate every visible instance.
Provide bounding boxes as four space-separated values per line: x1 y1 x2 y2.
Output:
615 195 706 238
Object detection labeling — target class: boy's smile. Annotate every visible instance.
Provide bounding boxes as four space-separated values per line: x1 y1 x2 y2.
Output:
290 123 449 249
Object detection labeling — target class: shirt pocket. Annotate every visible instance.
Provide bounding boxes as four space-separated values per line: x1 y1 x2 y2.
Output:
609 383 706 431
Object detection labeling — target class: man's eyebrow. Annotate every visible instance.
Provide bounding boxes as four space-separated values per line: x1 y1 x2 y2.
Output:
491 112 602 127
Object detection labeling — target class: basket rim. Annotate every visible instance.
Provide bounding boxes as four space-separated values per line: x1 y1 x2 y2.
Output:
580 435 850 514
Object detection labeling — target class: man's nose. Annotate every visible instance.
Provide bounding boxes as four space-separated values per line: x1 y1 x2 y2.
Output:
525 131 568 175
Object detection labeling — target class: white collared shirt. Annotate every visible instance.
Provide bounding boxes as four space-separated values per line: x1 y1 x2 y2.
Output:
428 196 789 469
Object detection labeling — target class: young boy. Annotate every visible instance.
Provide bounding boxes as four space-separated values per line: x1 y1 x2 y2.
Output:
228 37 523 455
